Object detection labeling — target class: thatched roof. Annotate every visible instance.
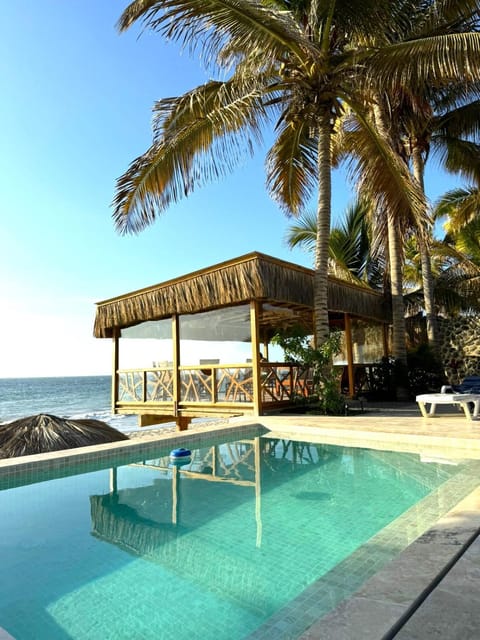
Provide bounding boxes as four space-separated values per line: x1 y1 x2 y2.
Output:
0 414 129 459
94 251 390 339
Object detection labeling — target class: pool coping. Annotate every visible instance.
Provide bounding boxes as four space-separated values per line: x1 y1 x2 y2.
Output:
297 486 480 639
1 416 479 639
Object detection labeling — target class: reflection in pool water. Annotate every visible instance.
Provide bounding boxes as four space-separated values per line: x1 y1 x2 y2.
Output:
0 433 478 640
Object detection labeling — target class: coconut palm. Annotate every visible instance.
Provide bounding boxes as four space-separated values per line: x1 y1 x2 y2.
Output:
393 85 480 352
113 0 480 351
286 199 385 288
341 0 480 357
402 232 480 316
433 186 480 311
339 84 480 359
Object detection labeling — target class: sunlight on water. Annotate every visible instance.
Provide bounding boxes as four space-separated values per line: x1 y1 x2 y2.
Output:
0 434 478 640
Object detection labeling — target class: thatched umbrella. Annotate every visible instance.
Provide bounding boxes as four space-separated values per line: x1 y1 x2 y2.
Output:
0 413 129 459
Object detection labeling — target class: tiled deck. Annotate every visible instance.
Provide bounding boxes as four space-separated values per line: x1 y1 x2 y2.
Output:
1 401 479 639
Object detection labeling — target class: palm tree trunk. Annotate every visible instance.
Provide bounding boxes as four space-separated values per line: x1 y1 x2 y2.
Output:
411 147 439 355
372 102 408 366
387 209 408 365
314 111 332 347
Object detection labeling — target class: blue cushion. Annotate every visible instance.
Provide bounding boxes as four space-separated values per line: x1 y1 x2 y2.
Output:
456 376 480 393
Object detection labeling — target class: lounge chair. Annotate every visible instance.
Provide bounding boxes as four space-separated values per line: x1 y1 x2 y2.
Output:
441 375 480 394
417 375 480 420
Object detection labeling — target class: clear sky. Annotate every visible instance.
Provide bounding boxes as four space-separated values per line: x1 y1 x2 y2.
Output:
0 1 462 378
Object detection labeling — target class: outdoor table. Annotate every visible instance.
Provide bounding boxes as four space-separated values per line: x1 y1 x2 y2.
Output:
416 393 480 421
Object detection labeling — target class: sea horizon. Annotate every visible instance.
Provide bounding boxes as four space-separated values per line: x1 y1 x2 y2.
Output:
0 374 211 433
0 373 111 381
0 375 127 428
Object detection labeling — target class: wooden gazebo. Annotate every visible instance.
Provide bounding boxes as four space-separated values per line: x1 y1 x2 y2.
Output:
94 252 391 429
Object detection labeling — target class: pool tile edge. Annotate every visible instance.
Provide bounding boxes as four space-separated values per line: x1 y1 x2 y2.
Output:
298 487 480 640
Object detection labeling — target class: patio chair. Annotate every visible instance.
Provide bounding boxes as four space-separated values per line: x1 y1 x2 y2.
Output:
441 375 480 394
437 375 480 418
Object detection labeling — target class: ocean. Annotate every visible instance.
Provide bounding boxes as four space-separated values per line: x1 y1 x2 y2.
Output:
0 375 142 432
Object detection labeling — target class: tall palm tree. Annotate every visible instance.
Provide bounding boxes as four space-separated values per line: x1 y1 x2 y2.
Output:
113 0 480 351
344 0 480 358
392 85 480 353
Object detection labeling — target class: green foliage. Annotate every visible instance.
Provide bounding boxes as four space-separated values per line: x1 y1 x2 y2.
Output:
271 327 345 415
367 345 445 399
407 344 446 394
285 199 386 289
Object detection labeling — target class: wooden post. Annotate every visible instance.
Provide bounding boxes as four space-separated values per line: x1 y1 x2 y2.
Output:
111 328 119 413
176 416 192 431
382 323 390 358
250 300 262 416
344 314 355 398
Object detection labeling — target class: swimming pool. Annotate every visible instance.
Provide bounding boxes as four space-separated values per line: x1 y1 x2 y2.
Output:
1 427 479 640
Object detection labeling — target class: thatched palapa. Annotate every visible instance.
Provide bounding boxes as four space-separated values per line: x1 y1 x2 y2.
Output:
0 414 129 459
94 251 390 338
93 251 392 423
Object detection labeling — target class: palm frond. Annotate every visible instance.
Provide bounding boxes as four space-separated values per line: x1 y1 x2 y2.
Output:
434 100 480 141
266 118 318 216
435 139 480 183
284 211 317 253
113 80 270 233
340 108 427 232
117 0 312 71
405 0 480 39
434 186 480 229
365 33 480 90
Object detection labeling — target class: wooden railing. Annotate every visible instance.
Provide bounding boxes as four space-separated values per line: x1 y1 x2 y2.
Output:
117 363 315 409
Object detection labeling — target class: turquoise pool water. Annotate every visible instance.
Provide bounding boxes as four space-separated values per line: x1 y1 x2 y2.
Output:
1 432 479 640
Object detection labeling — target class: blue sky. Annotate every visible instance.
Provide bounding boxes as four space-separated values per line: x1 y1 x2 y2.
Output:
0 1 462 378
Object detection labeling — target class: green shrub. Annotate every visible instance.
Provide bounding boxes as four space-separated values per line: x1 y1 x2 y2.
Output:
271 327 345 415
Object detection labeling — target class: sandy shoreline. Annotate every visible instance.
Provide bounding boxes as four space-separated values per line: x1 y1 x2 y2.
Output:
125 418 231 441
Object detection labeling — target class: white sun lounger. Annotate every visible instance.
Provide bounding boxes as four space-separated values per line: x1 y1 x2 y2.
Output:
416 393 480 421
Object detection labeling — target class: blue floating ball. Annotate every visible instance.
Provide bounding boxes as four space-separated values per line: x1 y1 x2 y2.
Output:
170 447 192 458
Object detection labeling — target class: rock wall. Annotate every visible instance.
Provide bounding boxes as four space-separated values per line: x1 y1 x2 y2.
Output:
438 317 480 384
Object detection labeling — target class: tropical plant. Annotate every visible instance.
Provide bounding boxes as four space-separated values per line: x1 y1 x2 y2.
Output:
271 328 345 415
336 3 480 362
398 94 480 339
398 87 480 351
285 198 385 288
114 0 459 349
433 188 480 312
437 186 480 233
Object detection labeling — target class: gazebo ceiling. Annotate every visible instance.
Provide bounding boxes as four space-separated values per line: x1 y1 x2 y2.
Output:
94 252 391 339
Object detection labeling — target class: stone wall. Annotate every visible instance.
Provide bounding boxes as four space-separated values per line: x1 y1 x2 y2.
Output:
437 317 480 384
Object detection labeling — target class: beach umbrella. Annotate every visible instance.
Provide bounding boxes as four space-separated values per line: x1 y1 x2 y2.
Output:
0 413 129 459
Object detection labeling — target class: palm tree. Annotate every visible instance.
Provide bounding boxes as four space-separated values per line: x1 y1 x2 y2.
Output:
433 187 480 311
394 85 480 353
113 0 480 351
342 0 480 358
285 199 385 288
339 84 480 360
402 232 480 316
